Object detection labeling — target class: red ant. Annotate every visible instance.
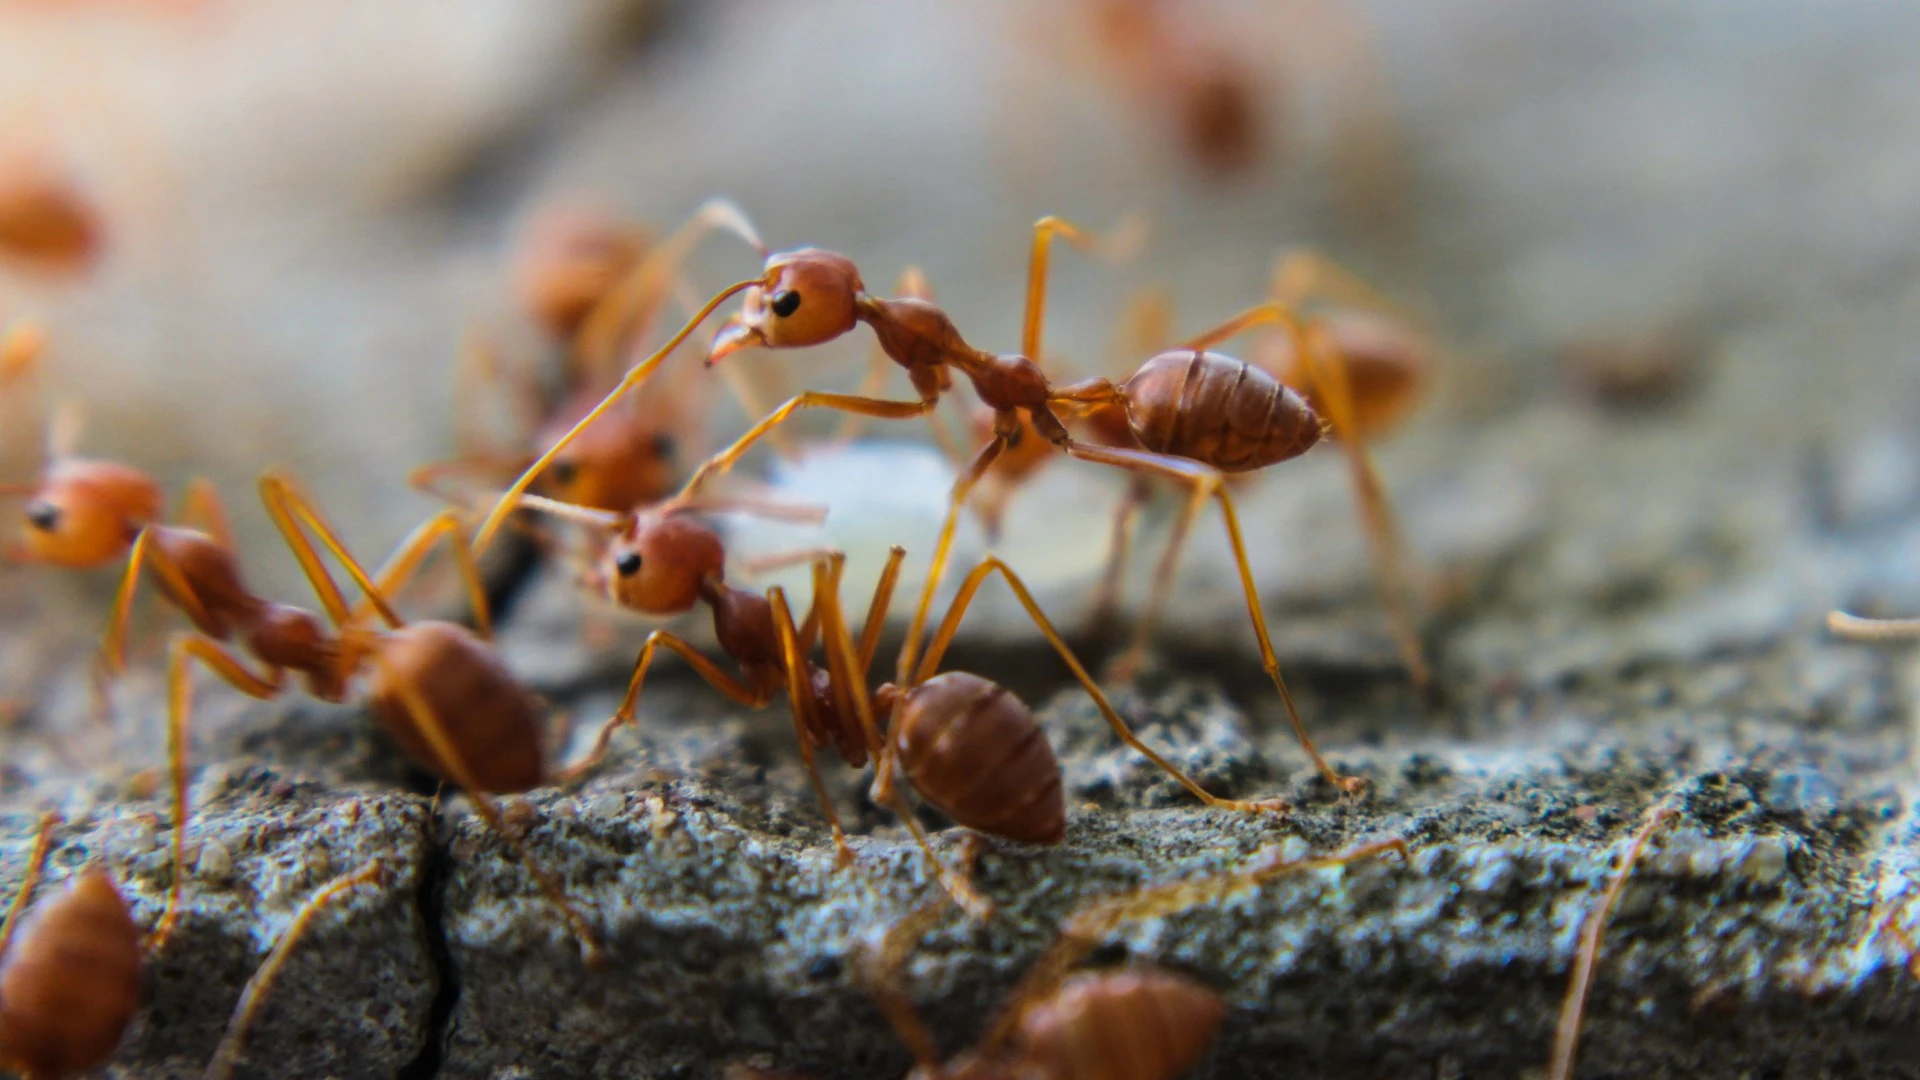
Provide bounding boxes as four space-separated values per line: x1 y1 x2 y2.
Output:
0 153 101 278
729 835 1407 1080
417 198 785 519
0 811 387 1080
517 486 1287 917
96 470 602 962
479 215 1376 796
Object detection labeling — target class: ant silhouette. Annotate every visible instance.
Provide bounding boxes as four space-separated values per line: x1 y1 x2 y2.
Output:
477 215 1370 796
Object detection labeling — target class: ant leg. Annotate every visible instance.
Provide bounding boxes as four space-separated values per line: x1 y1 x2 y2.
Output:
0 810 59 957
1021 215 1147 361
256 474 364 629
857 546 909 677
769 586 856 864
203 861 389 1080
1297 322 1429 690
1178 300 1314 355
676 392 938 500
561 629 772 783
376 654 605 967
1549 802 1679 1080
155 634 287 949
1063 439 1365 796
178 477 235 551
475 278 761 554
987 836 1408 1046
1269 247 1401 314
1829 612 1920 641
813 569 992 918
833 267 939 449
101 527 219 674
919 555 1287 817
349 510 493 639
574 198 767 383
407 454 533 509
1087 476 1151 630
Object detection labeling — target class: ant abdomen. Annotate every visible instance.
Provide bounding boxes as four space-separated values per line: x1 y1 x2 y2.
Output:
1123 350 1322 472
883 672 1065 846
368 623 545 793
1014 970 1226 1080
0 869 142 1080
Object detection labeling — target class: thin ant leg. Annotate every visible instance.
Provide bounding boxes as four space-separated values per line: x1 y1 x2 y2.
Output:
914 555 1287 816
856 546 909 677
1829 612 1920 640
1063 439 1364 796
858 838 987 1072
348 510 495 639
1548 801 1679 1080
675 392 939 501
476 279 761 553
894 435 1009 700
1269 248 1402 314
101 527 219 673
768 585 855 864
178 477 234 551
1296 320 1428 690
407 455 534 508
1087 475 1150 628
1021 215 1147 362
377 653 605 967
203 861 389 1080
257 475 366 629
817 567 991 918
561 629 773 783
0 810 58 957
983 835 1408 1051
574 198 767 384
155 634 287 949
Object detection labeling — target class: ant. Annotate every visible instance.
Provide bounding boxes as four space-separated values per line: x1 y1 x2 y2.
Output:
0 811 387 1080
97 470 603 963
518 487 1287 917
0 321 164 570
478 214 1370 796
415 198 773 518
0 153 101 278
729 834 1407 1080
1547 799 1678 1080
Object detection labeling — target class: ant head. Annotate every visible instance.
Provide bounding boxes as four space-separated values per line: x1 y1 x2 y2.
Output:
535 393 681 513
12 460 161 568
708 249 864 363
600 510 726 615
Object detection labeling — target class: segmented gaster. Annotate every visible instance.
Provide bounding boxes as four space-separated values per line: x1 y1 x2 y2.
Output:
1123 350 1321 472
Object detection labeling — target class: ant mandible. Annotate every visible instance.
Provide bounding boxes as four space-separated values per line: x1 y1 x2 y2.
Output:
475 214 1364 796
0 812 388 1080
729 834 1407 1080
97 471 603 963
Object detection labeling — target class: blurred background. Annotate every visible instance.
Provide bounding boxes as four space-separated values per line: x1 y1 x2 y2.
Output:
6 0 1920 743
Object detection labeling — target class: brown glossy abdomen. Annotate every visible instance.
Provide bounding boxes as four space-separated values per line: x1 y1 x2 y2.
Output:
1014 969 1226 1080
0 870 142 1080
894 672 1064 845
370 622 545 793
1122 351 1321 473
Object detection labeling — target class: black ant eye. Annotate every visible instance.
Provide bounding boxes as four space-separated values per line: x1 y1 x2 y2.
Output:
614 551 643 578
550 461 578 487
650 433 677 459
24 501 58 532
770 290 802 318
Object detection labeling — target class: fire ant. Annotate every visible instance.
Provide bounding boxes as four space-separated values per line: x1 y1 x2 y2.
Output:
1547 799 1678 1080
0 153 101 278
730 834 1407 1080
478 215 1371 796
97 471 602 963
0 811 387 1080
517 485 1287 917
414 198 773 518
0 321 163 570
